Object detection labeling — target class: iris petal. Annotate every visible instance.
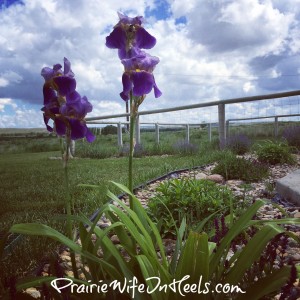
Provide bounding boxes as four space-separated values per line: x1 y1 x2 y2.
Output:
131 71 154 96
153 82 162 98
41 67 54 81
54 118 66 136
62 92 93 118
63 57 74 77
106 27 126 49
120 73 132 101
43 114 53 132
69 119 87 140
135 27 156 49
53 76 76 96
43 85 56 106
85 128 96 143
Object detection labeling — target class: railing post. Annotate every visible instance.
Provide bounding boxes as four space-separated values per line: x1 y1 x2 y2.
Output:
274 116 279 138
135 115 141 145
218 103 226 148
117 122 123 147
186 124 190 143
155 123 160 144
208 123 212 142
226 120 230 138
70 140 75 157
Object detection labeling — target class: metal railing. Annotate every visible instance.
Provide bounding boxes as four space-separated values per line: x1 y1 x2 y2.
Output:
226 113 300 138
86 90 300 146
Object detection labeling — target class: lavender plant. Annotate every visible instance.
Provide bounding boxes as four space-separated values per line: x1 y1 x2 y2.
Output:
223 133 251 155
106 12 162 209
282 125 300 150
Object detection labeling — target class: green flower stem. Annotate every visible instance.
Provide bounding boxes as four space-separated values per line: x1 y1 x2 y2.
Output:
63 135 79 279
128 92 136 210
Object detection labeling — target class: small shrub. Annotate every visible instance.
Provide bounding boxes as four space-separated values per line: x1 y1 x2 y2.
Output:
212 151 269 182
172 139 199 155
282 126 300 150
101 125 118 135
223 134 251 155
256 140 296 165
147 178 233 236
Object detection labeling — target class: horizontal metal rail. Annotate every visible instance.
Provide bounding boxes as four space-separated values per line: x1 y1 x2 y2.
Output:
87 121 203 126
86 90 300 121
227 113 300 122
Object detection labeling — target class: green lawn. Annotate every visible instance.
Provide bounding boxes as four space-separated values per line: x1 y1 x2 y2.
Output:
0 147 221 282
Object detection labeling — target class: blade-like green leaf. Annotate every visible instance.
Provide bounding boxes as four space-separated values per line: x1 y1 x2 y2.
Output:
10 223 123 281
235 266 291 300
175 232 209 286
209 199 265 278
224 224 284 285
170 217 186 275
108 183 169 268
136 255 169 300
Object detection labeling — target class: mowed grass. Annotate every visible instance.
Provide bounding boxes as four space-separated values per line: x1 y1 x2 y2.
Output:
0 150 215 228
0 143 221 281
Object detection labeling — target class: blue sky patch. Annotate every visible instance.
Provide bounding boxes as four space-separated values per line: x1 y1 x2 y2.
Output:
175 16 187 25
0 0 24 9
145 0 171 20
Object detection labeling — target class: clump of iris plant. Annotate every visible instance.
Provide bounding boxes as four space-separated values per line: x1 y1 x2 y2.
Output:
106 12 162 209
40 57 95 279
41 57 95 143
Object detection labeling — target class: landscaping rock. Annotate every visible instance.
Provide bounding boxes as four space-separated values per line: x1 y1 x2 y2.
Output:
207 174 224 183
276 169 300 205
111 235 120 244
195 172 207 180
25 288 41 299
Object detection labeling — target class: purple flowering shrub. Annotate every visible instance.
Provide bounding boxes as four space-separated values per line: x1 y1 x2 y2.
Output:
282 125 300 150
223 133 251 155
41 57 95 142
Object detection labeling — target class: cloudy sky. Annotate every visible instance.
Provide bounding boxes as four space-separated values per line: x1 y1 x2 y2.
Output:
0 0 300 128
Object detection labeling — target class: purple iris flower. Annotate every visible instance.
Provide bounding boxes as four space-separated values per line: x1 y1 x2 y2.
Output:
41 84 60 132
41 58 95 142
56 91 95 142
105 13 156 59
116 12 144 26
41 57 74 81
119 52 162 100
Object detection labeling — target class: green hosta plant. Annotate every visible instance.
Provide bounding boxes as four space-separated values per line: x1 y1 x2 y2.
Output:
9 183 300 299
147 178 234 236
